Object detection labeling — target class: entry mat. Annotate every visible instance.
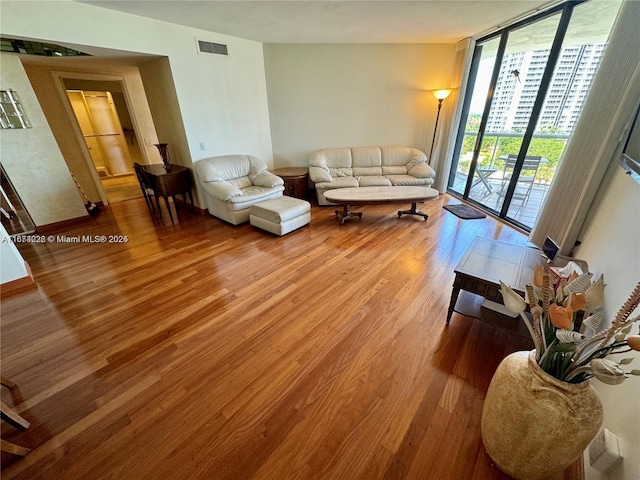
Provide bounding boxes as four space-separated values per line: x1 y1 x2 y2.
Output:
443 203 487 220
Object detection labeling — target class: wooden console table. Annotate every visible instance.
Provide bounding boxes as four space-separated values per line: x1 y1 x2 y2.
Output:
143 164 193 223
447 237 587 338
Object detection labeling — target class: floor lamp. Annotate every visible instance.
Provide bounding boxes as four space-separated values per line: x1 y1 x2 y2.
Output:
429 89 453 164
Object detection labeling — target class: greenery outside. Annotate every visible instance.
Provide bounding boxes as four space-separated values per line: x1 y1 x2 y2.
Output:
458 113 569 184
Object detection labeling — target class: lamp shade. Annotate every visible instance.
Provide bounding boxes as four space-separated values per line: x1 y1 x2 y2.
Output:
431 89 453 100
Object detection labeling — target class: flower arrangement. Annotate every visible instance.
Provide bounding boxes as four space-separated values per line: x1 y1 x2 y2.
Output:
499 267 640 385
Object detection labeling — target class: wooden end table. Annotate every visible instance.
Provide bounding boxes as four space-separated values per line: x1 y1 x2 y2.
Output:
272 168 309 199
143 164 193 223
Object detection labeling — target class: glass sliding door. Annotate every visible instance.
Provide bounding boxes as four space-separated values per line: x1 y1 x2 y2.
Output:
449 36 501 197
448 0 621 230
504 0 620 226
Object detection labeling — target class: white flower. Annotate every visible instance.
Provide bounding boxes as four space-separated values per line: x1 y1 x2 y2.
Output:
564 272 593 294
591 359 627 385
556 329 585 343
582 312 604 335
499 281 526 314
585 274 606 310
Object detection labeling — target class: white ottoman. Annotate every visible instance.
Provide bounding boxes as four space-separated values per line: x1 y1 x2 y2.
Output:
250 196 311 236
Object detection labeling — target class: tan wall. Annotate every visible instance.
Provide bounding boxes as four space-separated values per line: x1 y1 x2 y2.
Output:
263 43 458 168
0 54 88 226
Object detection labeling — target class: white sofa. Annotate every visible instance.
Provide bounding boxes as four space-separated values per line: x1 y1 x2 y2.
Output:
309 146 436 205
195 155 284 225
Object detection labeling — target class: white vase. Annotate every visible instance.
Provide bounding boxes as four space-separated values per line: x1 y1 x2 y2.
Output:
481 350 603 480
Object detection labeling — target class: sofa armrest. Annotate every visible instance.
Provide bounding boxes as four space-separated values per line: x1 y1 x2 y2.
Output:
253 171 284 188
408 162 436 179
203 181 243 202
309 165 332 183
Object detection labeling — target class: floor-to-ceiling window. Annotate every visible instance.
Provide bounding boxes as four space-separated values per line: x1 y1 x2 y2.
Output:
448 0 621 230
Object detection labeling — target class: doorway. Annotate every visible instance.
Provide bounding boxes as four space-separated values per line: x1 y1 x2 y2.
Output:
448 0 621 230
64 81 144 204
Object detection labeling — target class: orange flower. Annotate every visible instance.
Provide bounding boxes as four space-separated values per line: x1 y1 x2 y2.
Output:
563 292 587 311
628 336 640 351
549 304 573 329
533 265 545 288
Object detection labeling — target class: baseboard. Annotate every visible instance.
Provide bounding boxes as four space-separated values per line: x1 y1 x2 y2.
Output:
36 215 95 234
0 260 35 297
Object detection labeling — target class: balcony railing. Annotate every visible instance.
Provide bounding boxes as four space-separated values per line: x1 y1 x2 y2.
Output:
450 130 571 229
456 130 571 185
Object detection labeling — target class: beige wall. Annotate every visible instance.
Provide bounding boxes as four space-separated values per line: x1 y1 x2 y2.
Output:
263 43 458 168
0 54 88 226
138 58 190 161
576 164 640 480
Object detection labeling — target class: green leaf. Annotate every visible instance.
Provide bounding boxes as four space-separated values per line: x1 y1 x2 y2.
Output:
619 358 635 365
552 343 577 353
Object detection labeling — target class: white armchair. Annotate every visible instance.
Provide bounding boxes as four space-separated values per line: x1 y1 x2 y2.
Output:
195 155 284 225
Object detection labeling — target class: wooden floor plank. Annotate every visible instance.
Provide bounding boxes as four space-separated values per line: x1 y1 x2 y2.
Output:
1 195 582 479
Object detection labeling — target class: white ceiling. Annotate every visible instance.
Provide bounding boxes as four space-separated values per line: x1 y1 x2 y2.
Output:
82 0 559 44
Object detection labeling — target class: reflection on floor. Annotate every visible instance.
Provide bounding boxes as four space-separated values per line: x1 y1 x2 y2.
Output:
101 174 141 204
451 171 551 229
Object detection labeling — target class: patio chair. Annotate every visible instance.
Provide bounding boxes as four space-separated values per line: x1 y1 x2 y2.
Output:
498 155 544 202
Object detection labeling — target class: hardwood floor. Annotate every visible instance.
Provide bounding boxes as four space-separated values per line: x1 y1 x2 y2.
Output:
1 195 581 479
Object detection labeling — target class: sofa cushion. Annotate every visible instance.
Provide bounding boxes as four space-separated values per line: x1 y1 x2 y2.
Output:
225 186 284 211
314 177 359 189
408 162 436 178
352 147 382 168
202 182 243 201
314 148 352 168
353 166 383 177
227 176 253 190
328 166 353 178
309 166 331 183
381 146 426 170
196 155 251 183
386 175 432 186
381 165 408 176
253 171 284 188
247 156 269 177
381 146 413 166
310 148 355 183
357 176 392 187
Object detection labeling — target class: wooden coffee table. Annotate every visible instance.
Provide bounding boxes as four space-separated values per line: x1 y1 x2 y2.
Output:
447 236 588 338
324 186 439 224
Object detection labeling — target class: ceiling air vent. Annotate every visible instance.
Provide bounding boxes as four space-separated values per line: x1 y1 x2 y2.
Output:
196 39 228 57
